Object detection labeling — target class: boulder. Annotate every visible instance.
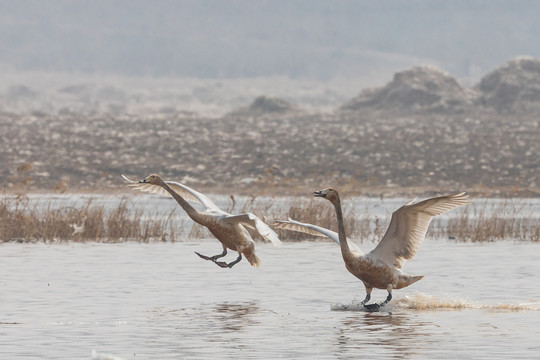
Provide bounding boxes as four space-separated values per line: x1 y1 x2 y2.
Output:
475 56 540 113
228 95 303 117
340 66 473 113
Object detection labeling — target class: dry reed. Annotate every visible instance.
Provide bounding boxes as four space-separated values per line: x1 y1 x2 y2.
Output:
437 199 540 242
273 197 539 243
0 193 538 243
0 195 181 243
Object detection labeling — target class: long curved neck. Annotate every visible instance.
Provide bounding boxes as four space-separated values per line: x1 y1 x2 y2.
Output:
159 180 205 224
332 196 352 258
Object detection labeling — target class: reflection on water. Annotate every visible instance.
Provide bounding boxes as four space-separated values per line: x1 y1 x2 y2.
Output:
335 312 433 359
1 240 540 359
212 302 260 332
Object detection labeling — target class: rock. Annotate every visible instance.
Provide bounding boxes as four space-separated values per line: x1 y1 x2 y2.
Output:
475 56 540 113
228 96 303 117
340 66 474 114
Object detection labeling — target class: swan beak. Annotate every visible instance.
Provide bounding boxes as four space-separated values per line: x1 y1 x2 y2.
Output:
139 179 149 184
314 190 325 198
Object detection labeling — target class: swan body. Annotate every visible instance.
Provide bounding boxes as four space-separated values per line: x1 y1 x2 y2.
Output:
279 189 469 310
122 174 281 268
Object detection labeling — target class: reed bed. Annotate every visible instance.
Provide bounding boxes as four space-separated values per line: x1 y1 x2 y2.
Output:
280 198 540 243
434 199 540 242
0 195 182 243
0 194 538 243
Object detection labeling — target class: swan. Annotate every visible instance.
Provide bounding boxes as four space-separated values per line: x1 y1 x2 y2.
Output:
122 174 282 268
277 189 469 311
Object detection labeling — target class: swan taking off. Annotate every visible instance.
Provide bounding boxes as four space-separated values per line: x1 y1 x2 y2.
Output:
122 174 281 268
276 189 469 311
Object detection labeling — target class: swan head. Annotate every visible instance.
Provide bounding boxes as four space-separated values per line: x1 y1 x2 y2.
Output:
314 188 340 203
140 174 163 185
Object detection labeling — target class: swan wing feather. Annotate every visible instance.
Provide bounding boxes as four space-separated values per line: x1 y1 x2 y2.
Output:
222 213 282 247
272 218 361 252
369 192 469 269
122 175 220 211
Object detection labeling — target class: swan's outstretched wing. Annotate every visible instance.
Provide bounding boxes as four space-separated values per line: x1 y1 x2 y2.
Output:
222 213 282 247
369 192 469 269
272 218 361 253
121 175 220 211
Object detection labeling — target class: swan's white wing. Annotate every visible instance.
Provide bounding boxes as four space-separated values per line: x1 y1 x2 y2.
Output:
273 218 336 239
222 213 282 247
122 175 220 211
369 192 469 269
272 218 361 253
164 180 221 211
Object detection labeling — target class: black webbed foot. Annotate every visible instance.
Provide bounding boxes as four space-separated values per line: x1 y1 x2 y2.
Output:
363 292 392 312
363 303 382 312
195 251 235 268
214 261 230 268
195 252 213 261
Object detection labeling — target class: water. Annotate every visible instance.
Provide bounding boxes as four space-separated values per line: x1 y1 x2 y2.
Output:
2 239 540 359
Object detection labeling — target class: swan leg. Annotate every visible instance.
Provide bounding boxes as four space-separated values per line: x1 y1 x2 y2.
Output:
211 248 228 261
226 253 243 268
214 253 242 268
363 286 392 312
380 290 392 306
361 286 373 305
362 290 381 311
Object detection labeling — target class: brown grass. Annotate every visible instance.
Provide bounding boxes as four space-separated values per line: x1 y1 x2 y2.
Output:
273 197 540 243
435 199 540 242
0 193 538 243
0 195 181 243
275 198 387 242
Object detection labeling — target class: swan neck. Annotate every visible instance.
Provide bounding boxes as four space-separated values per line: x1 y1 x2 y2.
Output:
333 198 351 255
160 181 202 222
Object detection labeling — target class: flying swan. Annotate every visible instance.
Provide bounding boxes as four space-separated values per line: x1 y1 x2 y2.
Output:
275 189 469 311
122 174 282 268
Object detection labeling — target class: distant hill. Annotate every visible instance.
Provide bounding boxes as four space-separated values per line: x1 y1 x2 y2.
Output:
2 57 540 197
339 66 474 114
227 96 304 117
339 57 540 116
475 57 540 113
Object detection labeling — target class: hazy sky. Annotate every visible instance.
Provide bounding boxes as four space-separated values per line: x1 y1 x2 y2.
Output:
2 0 540 82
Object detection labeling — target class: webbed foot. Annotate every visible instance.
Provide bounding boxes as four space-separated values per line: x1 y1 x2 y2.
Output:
363 292 392 312
195 252 213 261
363 303 382 312
214 260 230 268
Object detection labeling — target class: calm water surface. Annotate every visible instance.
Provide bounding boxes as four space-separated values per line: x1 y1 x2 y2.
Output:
1 239 540 359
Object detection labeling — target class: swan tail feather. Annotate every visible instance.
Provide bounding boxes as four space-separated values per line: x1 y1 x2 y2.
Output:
244 250 261 268
408 275 424 286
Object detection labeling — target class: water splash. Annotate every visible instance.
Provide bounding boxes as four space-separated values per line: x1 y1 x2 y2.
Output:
331 293 540 312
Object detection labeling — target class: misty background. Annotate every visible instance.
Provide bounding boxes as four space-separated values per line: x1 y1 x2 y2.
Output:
2 0 540 194
2 0 540 116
